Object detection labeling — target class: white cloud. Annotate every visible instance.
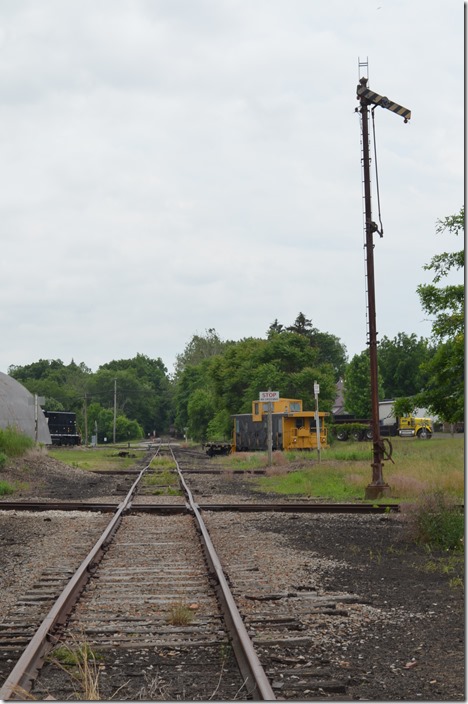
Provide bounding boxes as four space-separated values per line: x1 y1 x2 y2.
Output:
0 0 463 375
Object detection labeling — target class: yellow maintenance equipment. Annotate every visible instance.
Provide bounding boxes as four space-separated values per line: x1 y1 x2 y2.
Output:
233 397 329 452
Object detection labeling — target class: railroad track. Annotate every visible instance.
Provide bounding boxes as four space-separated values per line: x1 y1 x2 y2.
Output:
0 443 404 700
33 511 249 701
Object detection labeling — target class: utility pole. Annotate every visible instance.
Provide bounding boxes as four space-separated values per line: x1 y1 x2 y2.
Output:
113 379 117 445
356 75 411 499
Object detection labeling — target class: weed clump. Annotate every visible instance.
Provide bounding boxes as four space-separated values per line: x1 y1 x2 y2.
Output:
0 480 16 496
166 602 196 626
48 641 104 700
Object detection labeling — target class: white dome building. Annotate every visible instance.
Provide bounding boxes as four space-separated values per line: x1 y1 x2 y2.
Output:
0 371 52 444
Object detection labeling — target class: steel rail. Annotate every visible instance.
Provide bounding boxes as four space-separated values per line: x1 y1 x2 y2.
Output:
90 468 267 475
169 445 276 701
199 502 401 513
0 500 401 513
0 452 159 701
175 468 267 474
0 501 121 512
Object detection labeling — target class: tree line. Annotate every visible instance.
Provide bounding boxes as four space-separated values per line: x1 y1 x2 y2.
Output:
9 355 173 444
8 208 464 442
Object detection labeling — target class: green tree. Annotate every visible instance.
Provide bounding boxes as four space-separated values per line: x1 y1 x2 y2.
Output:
378 333 434 399
266 319 284 336
417 208 464 339
286 312 314 336
115 415 144 442
87 403 114 443
9 359 66 381
95 354 173 434
392 397 419 418
174 331 337 441
174 329 228 377
209 337 268 413
187 388 216 442
7 355 171 441
416 207 464 422
309 330 347 380
206 409 232 441
268 313 347 380
8 359 92 431
344 350 384 418
174 360 215 437
224 334 332 412
417 339 463 423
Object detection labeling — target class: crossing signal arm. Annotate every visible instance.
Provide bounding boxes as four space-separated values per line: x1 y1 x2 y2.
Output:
356 77 411 122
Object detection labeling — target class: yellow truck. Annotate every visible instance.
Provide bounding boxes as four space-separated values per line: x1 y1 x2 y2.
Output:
379 400 433 439
333 402 434 440
390 415 433 438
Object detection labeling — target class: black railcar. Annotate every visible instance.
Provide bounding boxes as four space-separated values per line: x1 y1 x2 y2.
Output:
43 411 81 446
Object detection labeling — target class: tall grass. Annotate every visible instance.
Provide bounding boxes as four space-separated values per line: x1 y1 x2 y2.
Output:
0 427 34 457
401 492 464 550
149 457 177 470
221 436 464 502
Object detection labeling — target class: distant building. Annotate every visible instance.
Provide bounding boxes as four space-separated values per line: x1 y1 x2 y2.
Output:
332 379 346 415
0 371 51 444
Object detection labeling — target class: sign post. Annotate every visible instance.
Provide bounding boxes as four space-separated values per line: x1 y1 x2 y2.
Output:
259 391 279 466
314 382 321 463
266 402 273 466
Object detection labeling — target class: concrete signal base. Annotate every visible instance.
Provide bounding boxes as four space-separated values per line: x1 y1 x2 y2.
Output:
365 483 392 500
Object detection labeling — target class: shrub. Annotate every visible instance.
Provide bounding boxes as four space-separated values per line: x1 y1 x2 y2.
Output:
0 452 7 469
402 491 464 550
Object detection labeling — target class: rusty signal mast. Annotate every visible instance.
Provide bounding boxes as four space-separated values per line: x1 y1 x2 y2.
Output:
356 75 411 499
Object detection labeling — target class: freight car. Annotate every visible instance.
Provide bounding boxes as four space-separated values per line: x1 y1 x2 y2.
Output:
43 411 81 446
233 397 329 452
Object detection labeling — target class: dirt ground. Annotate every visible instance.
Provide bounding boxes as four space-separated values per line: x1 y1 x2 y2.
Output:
0 448 464 700
215 472 465 701
267 511 464 700
0 447 126 500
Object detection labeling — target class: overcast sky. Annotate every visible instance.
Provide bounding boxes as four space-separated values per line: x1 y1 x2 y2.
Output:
0 0 463 376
